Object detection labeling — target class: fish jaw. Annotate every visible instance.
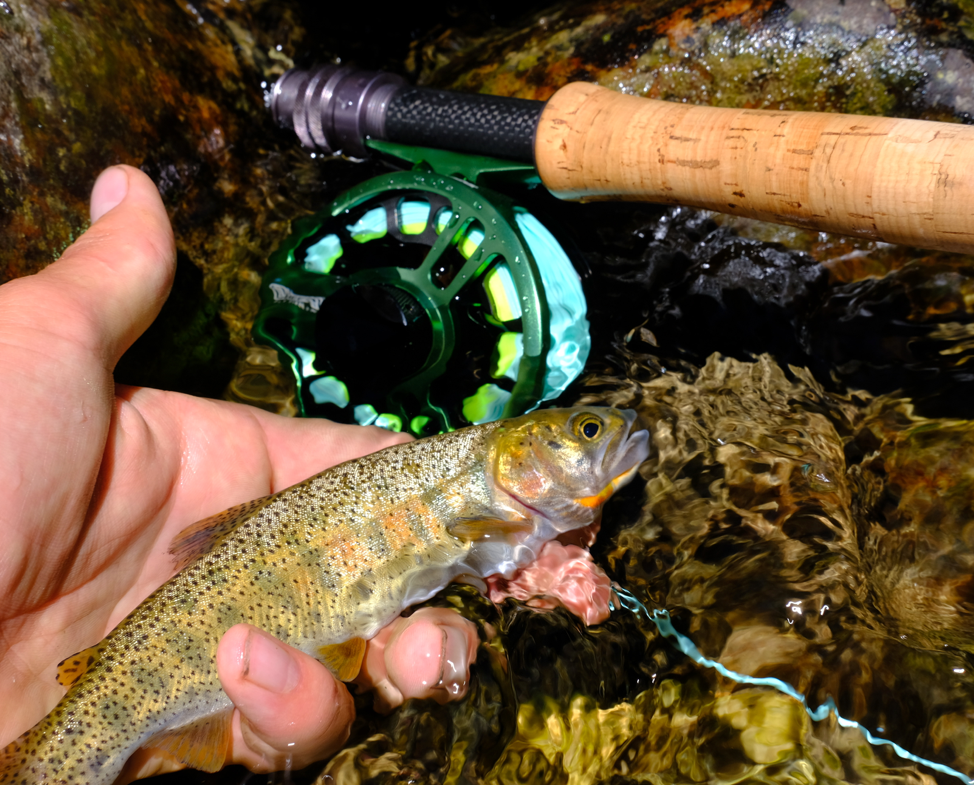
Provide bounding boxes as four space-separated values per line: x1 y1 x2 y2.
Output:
465 407 650 578
490 406 650 534
576 461 644 509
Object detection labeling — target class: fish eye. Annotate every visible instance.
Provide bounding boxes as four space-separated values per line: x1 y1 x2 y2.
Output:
577 416 603 440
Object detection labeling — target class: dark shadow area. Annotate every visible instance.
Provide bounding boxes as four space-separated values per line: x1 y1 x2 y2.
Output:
113 252 237 399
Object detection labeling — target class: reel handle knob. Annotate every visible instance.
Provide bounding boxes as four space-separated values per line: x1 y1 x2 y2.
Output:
271 66 405 157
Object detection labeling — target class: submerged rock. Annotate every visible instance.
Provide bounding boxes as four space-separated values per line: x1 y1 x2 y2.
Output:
586 352 974 783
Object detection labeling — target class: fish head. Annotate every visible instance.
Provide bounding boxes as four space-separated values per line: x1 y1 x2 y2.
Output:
490 407 651 534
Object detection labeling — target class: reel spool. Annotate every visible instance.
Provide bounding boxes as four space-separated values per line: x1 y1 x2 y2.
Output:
254 143 589 435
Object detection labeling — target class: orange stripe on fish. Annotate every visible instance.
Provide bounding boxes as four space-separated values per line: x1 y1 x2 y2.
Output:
576 464 642 508
382 506 422 550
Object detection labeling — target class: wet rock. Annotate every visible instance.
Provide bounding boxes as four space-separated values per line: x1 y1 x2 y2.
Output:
0 0 318 404
558 202 974 418
641 209 829 370
805 259 974 417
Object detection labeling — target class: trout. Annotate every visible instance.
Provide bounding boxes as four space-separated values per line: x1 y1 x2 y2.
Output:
0 406 649 784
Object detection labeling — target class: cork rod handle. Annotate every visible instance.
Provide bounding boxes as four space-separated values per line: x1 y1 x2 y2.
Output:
535 82 974 254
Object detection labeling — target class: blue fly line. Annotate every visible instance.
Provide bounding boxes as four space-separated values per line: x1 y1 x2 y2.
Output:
611 587 972 785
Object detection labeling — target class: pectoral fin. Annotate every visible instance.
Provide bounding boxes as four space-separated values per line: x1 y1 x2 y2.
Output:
143 709 233 773
447 516 534 542
169 496 275 570
55 644 101 688
319 637 367 681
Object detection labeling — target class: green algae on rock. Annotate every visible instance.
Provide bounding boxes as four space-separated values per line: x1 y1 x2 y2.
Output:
415 0 962 116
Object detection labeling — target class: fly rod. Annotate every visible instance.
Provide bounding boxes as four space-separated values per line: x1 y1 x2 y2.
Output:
271 65 974 255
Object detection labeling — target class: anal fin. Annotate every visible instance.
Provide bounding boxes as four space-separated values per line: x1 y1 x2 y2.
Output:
447 516 533 542
319 637 367 681
56 644 101 688
143 709 233 773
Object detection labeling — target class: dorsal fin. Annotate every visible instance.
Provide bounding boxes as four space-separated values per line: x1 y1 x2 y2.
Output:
446 516 533 543
169 496 275 570
142 708 233 773
319 637 367 681
55 644 100 688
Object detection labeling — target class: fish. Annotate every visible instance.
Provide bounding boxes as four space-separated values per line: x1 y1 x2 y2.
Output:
0 406 650 785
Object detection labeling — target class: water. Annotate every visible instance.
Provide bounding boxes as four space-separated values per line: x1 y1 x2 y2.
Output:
644 603 970 784
160 187 974 781
265 186 974 780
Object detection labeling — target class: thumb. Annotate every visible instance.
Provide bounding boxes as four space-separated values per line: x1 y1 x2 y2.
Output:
0 165 175 551
217 624 355 773
28 164 175 369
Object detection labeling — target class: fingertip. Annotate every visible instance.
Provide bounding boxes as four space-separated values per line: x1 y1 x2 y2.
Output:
217 625 354 773
215 623 252 690
386 620 445 695
39 164 177 365
218 624 303 710
87 165 174 255
384 609 479 705
90 165 130 223
256 414 414 491
368 425 414 448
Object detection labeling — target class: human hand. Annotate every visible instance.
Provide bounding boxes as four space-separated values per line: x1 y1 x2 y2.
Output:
0 165 478 778
355 607 480 714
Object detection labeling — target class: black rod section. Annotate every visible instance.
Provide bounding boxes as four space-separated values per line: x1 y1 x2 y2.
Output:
270 66 544 163
384 87 544 162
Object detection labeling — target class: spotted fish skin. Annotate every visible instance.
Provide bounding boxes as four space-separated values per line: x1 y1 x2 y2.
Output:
0 407 650 784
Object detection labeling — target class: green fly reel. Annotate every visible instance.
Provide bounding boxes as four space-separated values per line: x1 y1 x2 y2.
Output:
253 142 589 435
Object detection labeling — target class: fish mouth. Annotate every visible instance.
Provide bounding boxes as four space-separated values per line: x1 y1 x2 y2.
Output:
576 409 650 508
576 461 644 508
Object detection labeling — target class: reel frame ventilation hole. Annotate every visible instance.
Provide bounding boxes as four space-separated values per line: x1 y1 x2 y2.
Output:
254 149 589 435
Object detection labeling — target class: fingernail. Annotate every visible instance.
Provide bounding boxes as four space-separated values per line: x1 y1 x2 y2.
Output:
438 626 470 697
242 629 301 694
90 166 129 223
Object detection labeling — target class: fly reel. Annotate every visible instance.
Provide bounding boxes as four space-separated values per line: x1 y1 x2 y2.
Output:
254 143 589 435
